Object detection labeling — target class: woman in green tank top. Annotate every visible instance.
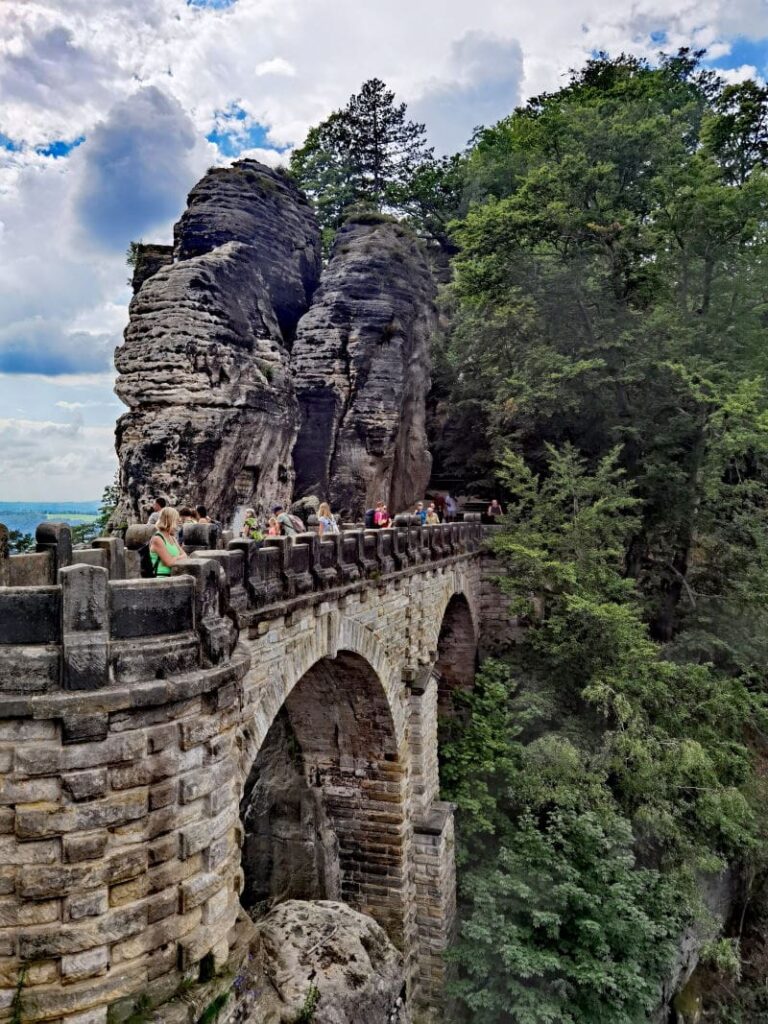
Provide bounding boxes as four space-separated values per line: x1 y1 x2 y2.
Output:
149 507 187 576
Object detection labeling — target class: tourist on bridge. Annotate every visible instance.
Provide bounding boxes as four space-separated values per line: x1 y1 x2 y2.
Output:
317 502 339 535
267 515 280 537
374 502 391 528
487 498 504 519
242 508 263 541
146 496 167 526
196 505 212 524
414 501 427 525
273 504 300 537
426 503 440 525
149 507 187 576
177 505 198 543
445 493 458 522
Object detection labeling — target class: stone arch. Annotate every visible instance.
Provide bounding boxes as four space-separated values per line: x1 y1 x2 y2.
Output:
239 616 406 775
434 591 478 718
238 626 414 952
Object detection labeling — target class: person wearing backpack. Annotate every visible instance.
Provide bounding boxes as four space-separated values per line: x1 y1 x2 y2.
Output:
149 507 187 577
273 504 303 537
317 502 339 535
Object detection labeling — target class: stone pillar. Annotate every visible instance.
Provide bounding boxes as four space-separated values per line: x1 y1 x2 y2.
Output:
59 563 109 691
413 802 458 1016
0 524 8 587
36 522 73 575
408 668 440 814
92 536 126 580
171 557 235 665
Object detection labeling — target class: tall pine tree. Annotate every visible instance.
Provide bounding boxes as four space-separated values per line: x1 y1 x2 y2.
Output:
290 78 433 242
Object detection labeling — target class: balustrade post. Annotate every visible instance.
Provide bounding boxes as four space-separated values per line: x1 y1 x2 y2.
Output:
171 557 234 665
36 522 73 577
59 563 109 691
92 536 126 580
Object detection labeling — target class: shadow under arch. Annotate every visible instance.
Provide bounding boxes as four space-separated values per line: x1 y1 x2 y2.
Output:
239 649 412 950
434 592 478 719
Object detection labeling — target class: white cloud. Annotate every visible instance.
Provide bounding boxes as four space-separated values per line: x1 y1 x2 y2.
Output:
411 33 525 153
233 146 288 167
720 64 761 84
0 416 116 501
255 58 297 77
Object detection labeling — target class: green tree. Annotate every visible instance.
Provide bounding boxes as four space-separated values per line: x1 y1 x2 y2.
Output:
443 50 768 644
71 475 120 545
290 78 435 243
7 530 34 554
441 446 766 1023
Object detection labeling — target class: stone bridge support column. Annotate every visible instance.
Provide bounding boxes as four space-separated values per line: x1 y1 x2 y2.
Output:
407 668 457 1015
408 668 439 814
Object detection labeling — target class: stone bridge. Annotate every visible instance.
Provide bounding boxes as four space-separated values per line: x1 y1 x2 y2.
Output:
0 518 510 1023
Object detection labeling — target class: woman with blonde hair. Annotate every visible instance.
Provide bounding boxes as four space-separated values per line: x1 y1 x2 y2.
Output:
317 502 339 535
149 507 187 577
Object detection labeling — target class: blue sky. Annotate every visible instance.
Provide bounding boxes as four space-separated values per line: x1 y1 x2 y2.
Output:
0 0 766 499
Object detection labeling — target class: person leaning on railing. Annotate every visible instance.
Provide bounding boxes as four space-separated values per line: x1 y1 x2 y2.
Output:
149 507 187 576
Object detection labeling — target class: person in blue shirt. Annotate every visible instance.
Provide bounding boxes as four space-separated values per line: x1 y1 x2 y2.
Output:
414 501 427 525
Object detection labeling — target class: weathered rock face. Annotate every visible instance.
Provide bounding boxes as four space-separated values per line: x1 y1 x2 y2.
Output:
240 708 339 913
291 219 436 520
174 161 322 343
129 242 173 294
114 160 322 527
249 900 408 1024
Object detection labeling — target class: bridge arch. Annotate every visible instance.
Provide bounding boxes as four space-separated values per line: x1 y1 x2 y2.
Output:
237 624 414 952
434 590 479 718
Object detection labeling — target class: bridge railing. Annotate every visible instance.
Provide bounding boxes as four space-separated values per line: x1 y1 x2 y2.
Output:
0 516 485 692
0 523 237 695
226 515 485 611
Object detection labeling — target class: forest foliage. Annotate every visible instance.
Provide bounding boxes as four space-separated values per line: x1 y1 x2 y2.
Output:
293 53 768 1022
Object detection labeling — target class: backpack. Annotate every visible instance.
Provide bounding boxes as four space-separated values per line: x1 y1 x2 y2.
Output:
288 512 307 536
321 515 340 535
138 541 158 579
364 508 376 529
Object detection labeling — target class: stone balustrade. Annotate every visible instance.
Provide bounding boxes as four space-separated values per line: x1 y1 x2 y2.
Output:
0 524 238 696
0 517 484 697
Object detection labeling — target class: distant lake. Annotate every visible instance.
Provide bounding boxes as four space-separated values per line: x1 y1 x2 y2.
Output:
0 501 100 540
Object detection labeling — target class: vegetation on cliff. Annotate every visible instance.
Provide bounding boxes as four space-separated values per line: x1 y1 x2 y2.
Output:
295 52 768 1022
438 52 768 1024
289 77 462 252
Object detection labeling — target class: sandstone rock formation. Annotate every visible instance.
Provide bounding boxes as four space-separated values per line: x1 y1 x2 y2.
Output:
174 161 321 343
249 900 408 1024
292 218 436 520
240 708 339 913
129 242 173 294
114 161 322 527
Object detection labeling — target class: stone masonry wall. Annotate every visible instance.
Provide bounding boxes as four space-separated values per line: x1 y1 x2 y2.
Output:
0 517 512 1023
